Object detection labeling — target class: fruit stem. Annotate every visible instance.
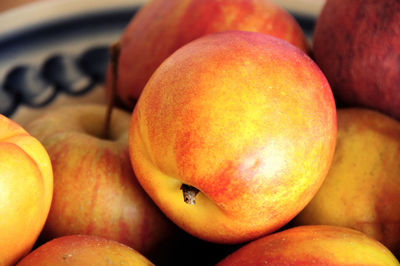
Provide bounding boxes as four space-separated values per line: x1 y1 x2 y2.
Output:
180 184 200 205
104 41 120 139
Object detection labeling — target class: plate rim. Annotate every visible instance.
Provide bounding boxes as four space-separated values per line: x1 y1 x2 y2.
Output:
0 0 148 40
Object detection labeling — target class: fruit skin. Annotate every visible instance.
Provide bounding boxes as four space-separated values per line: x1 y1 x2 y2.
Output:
16 234 154 266
129 31 337 244
25 104 175 257
216 225 400 265
312 0 400 120
294 108 400 257
0 115 53 266
109 0 309 109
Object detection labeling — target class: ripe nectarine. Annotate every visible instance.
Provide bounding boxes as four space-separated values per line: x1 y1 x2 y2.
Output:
129 31 337 244
0 115 53 266
108 0 309 109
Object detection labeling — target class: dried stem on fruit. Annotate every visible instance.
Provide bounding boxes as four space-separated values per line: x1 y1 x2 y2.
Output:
180 184 200 205
104 42 120 139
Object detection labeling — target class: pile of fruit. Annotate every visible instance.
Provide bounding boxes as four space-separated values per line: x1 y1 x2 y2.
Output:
1 0 399 265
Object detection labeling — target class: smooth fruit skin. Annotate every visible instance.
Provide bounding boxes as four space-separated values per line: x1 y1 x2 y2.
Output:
25 104 175 257
313 0 400 120
129 31 337 244
0 115 53 266
294 108 400 257
216 225 400 265
110 0 308 109
16 234 154 266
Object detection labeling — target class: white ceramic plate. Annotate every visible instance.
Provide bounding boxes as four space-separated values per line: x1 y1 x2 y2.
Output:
271 0 325 17
0 0 321 126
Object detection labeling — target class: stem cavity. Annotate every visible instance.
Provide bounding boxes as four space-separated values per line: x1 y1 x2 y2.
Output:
180 184 200 205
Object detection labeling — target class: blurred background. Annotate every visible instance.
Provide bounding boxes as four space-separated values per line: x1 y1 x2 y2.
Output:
0 0 46 12
0 0 326 15
0 0 326 123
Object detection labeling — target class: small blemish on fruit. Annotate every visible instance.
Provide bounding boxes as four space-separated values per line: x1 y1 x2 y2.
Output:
62 254 72 260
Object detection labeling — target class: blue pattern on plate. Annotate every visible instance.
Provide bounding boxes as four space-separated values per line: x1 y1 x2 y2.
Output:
0 8 139 117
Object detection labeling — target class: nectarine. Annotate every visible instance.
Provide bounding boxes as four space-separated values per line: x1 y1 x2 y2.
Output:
25 104 176 258
129 31 337 244
313 0 400 120
295 108 400 257
217 225 399 265
108 0 309 109
0 115 53 266
16 235 154 266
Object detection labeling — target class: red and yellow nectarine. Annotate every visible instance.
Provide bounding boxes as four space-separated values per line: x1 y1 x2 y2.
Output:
109 0 309 108
295 108 400 257
0 115 53 266
25 104 176 257
217 225 399 265
16 235 154 266
129 31 337 244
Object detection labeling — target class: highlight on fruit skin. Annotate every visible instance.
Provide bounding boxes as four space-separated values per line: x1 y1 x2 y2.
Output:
16 235 155 266
216 225 400 266
129 30 337 244
107 0 309 109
